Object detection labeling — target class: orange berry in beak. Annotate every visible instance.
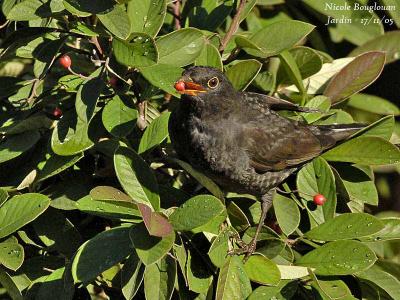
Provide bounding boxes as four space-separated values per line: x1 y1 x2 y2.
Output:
174 81 185 92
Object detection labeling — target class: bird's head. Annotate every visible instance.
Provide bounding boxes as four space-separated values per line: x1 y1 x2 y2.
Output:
174 66 235 99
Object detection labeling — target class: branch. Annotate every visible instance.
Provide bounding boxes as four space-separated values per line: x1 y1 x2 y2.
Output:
173 0 181 30
219 0 247 52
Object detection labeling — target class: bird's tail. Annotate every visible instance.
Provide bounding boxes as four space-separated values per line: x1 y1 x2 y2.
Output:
313 123 365 148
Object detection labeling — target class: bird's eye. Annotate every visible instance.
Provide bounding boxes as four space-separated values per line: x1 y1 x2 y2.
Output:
207 77 219 89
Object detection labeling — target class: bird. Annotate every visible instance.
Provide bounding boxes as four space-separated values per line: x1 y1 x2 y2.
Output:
168 66 363 259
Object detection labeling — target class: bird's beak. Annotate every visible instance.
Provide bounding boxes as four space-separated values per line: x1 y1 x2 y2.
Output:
175 80 207 96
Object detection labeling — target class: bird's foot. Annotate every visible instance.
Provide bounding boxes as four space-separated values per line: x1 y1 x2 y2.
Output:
228 233 257 262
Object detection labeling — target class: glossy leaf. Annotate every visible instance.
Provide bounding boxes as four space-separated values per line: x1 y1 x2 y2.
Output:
238 20 315 58
51 111 94 156
138 112 170 154
349 31 400 64
75 77 105 123
357 265 400 300
102 95 138 137
144 255 176 300
71 226 133 283
113 33 158 68
195 43 223 70
362 218 400 241
137 203 173 237
36 153 83 182
140 64 183 95
0 268 23 300
121 253 145 300
129 223 175 266
0 242 24 271
273 194 300 235
324 52 386 103
296 157 337 225
114 146 160 210
348 93 400 116
225 59 262 91
0 131 40 163
63 0 114 14
323 136 400 165
297 240 376 275
243 254 281 285
305 213 384 241
169 195 225 231
8 0 64 20
216 256 252 300
127 0 166 37
0 193 50 239
97 5 131 40
156 28 205 67
208 230 230 268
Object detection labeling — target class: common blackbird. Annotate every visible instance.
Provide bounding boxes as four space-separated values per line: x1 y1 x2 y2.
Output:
169 66 363 259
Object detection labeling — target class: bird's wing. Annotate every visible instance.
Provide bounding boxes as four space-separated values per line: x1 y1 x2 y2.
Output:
239 114 324 172
243 92 318 113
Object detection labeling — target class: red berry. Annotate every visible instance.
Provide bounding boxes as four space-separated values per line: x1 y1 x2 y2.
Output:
313 194 326 206
109 76 118 88
53 107 62 118
59 55 71 69
174 81 185 92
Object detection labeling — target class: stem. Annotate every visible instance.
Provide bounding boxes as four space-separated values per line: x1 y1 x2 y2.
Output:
219 0 247 52
173 0 181 30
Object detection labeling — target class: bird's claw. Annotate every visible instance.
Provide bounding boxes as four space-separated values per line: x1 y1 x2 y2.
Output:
228 233 257 262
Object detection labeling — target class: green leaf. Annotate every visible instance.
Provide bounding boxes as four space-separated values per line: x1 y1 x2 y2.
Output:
349 31 400 64
76 74 106 124
351 115 394 141
248 281 298 300
322 136 400 165
0 189 8 206
144 255 176 300
102 95 138 137
0 131 40 163
63 0 115 14
0 193 50 239
157 28 205 67
279 50 305 96
301 96 331 124
186 248 213 293
361 218 400 241
0 268 23 300
127 0 166 37
216 256 252 300
169 195 225 231
324 51 386 103
114 146 160 210
305 213 384 241
277 265 310 279
273 194 300 236
279 46 323 83
296 157 337 225
296 240 376 275
76 195 140 219
173 159 225 201
195 43 223 70
357 265 400 300
36 153 83 182
225 59 262 91
187 0 234 31
243 254 281 285
0 242 24 271
8 0 64 21
227 201 250 232
139 64 183 95
348 93 400 116
97 5 131 40
113 33 158 67
71 226 133 283
208 230 230 268
239 20 315 58
121 253 145 300
129 223 175 266
138 112 170 154
51 111 94 156
309 272 353 300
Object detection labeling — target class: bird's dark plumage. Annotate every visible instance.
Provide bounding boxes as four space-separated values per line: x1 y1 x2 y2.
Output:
169 66 363 257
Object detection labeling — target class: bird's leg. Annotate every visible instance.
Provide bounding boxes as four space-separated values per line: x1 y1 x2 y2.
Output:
228 189 275 261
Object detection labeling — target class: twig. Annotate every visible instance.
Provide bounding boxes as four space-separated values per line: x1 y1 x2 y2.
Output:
0 20 10 29
219 0 247 52
173 0 181 30
137 101 147 130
